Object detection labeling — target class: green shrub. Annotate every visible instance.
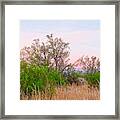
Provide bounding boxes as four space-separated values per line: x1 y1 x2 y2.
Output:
84 72 100 88
20 60 66 99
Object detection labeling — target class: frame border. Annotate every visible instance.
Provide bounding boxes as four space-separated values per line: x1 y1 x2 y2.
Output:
0 0 119 119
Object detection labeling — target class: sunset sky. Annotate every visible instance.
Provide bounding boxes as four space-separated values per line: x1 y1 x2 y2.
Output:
20 20 100 63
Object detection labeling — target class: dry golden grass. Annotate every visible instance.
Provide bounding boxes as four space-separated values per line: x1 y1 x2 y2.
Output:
21 83 100 100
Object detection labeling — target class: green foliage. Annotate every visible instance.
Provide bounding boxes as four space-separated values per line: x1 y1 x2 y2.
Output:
20 60 66 98
84 72 100 88
67 72 80 81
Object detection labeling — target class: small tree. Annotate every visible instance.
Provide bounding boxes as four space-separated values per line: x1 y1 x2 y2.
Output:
73 56 100 74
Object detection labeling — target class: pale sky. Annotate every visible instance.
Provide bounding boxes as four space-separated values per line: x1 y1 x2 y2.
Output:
20 20 100 63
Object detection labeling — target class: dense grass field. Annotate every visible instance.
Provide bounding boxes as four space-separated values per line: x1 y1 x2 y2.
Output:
20 83 100 100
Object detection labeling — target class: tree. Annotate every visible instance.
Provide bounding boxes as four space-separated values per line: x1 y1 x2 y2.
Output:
73 56 100 74
20 34 70 72
46 34 70 71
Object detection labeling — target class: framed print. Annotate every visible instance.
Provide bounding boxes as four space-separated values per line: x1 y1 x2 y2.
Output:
0 0 119 119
